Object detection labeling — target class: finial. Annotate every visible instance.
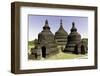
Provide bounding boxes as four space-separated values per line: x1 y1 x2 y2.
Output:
72 22 75 27
45 19 48 24
43 19 50 30
60 19 62 25
71 22 77 32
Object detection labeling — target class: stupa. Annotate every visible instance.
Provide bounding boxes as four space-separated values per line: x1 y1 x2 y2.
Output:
30 20 58 59
63 22 86 54
55 20 68 50
29 20 87 60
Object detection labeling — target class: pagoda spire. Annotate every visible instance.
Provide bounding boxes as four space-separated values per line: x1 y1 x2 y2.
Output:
55 19 68 35
55 19 68 46
58 19 64 30
60 19 62 26
45 19 48 25
71 22 77 32
72 22 75 27
43 19 50 30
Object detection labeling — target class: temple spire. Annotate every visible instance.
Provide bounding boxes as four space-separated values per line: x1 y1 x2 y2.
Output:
43 19 50 30
55 19 68 35
60 19 62 26
59 19 64 30
45 19 48 25
55 19 68 46
71 22 77 32
72 22 75 27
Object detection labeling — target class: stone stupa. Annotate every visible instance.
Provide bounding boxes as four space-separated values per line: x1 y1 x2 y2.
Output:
63 22 86 54
55 20 68 50
30 20 59 59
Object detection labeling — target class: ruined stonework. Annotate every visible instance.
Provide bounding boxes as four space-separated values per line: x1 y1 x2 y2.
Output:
63 22 87 54
29 20 87 60
30 20 59 59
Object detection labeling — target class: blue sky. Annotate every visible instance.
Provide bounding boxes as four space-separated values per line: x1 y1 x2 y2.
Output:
28 15 88 41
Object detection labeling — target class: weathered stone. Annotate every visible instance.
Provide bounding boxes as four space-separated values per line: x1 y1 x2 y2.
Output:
31 20 59 59
29 20 87 60
55 20 68 50
64 22 87 54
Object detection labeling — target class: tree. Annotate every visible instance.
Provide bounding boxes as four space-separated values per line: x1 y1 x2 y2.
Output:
33 39 38 49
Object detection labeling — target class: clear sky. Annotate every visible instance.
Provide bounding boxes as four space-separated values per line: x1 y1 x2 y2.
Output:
28 15 88 41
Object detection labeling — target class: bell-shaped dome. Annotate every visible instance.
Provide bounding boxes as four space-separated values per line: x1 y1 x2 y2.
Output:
68 22 81 44
55 20 68 46
55 20 68 36
67 22 81 43
38 20 54 43
64 22 81 53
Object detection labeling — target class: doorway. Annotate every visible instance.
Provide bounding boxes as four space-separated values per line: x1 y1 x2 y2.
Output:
42 46 46 58
81 45 85 54
74 45 78 54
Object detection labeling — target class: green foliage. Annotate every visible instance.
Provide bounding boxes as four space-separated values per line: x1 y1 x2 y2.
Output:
28 40 34 46
33 39 38 47
28 39 38 49
28 39 38 46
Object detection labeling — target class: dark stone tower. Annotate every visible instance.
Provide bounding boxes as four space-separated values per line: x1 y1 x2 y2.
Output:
55 20 68 50
37 20 58 58
63 22 81 53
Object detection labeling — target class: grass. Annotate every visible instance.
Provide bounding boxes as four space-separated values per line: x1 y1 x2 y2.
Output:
46 52 87 60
